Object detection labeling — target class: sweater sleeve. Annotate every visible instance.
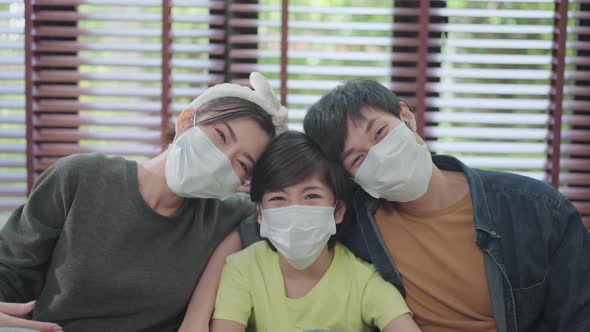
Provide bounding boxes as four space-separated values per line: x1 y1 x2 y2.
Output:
0 156 78 302
217 193 256 239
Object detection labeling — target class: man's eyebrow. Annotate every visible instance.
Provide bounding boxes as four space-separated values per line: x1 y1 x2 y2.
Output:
222 121 237 142
365 118 377 134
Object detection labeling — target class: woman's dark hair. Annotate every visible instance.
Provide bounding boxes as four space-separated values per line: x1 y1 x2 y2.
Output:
250 131 352 249
162 96 276 147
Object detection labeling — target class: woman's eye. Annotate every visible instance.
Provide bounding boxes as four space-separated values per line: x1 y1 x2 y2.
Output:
238 160 249 173
305 193 321 199
268 196 285 201
216 128 226 144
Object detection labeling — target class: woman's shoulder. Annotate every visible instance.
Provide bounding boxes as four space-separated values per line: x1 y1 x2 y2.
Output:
217 193 256 215
38 153 125 185
53 153 125 175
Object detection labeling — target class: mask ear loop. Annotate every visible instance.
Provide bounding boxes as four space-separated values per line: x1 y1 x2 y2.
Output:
173 111 197 145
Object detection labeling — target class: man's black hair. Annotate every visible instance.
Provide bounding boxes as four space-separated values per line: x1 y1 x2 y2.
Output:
303 79 403 162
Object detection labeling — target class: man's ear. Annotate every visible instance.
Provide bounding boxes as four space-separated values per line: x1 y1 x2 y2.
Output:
399 103 417 133
334 200 347 225
256 203 263 225
174 108 195 140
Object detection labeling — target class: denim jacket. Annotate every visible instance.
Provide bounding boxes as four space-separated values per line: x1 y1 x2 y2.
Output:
338 155 590 332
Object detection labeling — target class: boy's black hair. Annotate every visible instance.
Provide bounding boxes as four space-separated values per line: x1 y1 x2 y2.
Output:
250 131 352 249
303 79 402 162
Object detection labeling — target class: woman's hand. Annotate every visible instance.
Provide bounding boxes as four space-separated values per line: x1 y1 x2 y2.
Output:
0 301 63 332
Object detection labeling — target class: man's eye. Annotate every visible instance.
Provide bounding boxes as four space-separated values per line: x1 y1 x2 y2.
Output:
216 128 226 143
376 126 386 137
351 155 362 168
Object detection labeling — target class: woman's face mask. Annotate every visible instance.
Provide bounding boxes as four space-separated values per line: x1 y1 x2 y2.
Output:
165 111 270 199
258 174 344 270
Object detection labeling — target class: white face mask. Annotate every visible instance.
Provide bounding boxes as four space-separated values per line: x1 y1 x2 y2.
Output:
165 125 241 199
354 122 433 202
260 205 337 270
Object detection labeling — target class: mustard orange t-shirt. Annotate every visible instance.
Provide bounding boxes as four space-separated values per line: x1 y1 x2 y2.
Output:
375 193 497 332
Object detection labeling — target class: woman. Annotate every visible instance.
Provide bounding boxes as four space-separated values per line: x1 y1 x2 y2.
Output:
0 73 287 332
209 131 421 332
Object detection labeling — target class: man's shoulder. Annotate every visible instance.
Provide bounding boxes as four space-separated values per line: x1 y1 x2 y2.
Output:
474 168 566 211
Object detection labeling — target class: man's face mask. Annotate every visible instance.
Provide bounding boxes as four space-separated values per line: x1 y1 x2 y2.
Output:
353 122 433 202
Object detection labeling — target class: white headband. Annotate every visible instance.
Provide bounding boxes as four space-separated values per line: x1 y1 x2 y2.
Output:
188 72 288 134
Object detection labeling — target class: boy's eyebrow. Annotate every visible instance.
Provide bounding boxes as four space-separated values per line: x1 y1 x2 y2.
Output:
303 186 325 191
267 189 287 194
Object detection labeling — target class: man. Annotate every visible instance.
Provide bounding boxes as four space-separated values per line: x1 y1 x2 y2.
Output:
303 79 590 332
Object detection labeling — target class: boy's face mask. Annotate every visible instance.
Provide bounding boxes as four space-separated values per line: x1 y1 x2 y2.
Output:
353 122 433 202
260 205 337 270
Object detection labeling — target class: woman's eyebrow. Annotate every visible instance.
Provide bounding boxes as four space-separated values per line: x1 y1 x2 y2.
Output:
222 121 237 142
244 153 255 167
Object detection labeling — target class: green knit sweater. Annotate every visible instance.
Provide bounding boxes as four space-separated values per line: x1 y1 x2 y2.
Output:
0 153 255 331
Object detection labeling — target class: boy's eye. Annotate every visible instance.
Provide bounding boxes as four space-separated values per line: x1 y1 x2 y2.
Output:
216 128 226 144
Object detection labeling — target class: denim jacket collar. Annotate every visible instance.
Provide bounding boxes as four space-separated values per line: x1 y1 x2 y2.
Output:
354 154 501 241
352 154 512 331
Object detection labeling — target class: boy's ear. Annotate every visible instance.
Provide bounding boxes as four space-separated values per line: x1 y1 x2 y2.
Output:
334 200 347 225
256 203 263 225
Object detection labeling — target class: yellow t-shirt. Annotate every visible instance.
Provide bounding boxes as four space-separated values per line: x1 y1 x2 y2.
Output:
213 241 410 332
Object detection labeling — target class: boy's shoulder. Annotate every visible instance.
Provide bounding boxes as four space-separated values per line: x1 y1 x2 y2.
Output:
226 241 275 272
334 243 379 285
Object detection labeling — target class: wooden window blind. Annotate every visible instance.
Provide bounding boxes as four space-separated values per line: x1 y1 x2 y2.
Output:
0 0 588 227
563 0 590 227
0 0 25 221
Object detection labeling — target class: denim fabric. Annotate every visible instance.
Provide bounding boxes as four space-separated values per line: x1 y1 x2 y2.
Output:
338 155 590 332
